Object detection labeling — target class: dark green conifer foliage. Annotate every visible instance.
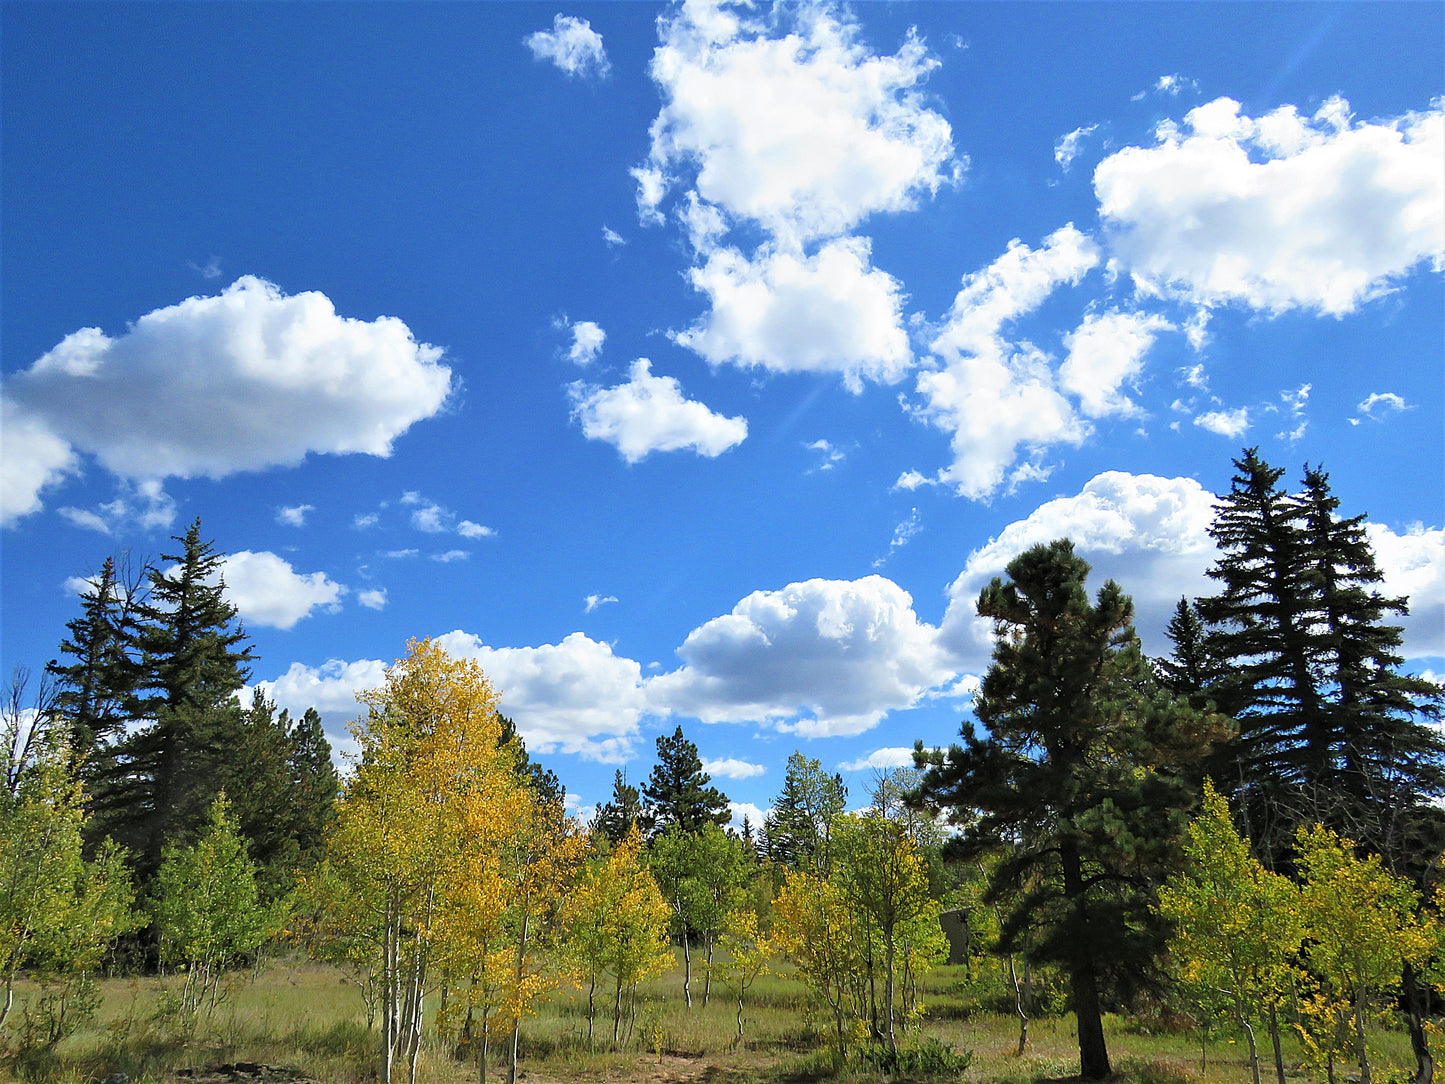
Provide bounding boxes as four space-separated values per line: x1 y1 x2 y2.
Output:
497 713 564 805
911 540 1223 1081
1199 452 1444 856
642 725 730 835
592 769 643 843
93 520 255 877
1156 598 1220 709
287 707 339 864
46 556 141 764
763 751 846 874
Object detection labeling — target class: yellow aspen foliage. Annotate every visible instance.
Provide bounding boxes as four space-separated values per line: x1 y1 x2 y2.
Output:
1295 822 1431 1084
1156 781 1302 1084
714 907 773 1045
312 639 520 1084
563 823 672 1045
772 870 866 1058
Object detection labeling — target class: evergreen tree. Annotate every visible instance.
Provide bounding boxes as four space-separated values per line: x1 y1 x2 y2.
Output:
1155 598 1220 709
592 770 643 844
1199 452 1444 856
45 556 142 766
287 707 339 866
912 540 1223 1080
497 714 564 805
642 726 729 835
92 520 255 877
763 751 846 874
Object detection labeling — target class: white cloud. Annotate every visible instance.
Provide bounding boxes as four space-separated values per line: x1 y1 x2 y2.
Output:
1059 310 1173 418
1054 124 1098 172
6 278 452 494
702 757 766 779
647 575 956 737
563 319 606 365
1153 73 1197 97
909 226 1099 498
524 14 610 79
806 439 846 471
276 503 314 527
1096 97 1445 314
727 801 768 830
357 588 388 611
873 508 922 568
638 0 959 248
893 470 932 492
401 491 494 538
940 471 1218 669
839 747 915 772
1367 522 1445 659
354 512 380 529
258 657 389 728
57 479 177 535
220 550 345 630
436 630 648 762
569 358 748 462
1194 407 1250 438
673 238 912 390
585 594 618 613
430 549 469 563
1351 391 1412 425
0 398 77 527
383 548 419 559
602 226 627 248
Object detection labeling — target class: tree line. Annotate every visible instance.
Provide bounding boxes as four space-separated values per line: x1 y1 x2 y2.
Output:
3 448 1443 1083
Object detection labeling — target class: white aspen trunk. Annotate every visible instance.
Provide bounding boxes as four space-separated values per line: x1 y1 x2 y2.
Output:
681 930 692 1008
507 908 530 1084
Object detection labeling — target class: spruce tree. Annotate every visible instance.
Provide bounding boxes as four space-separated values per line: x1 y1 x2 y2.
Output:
92 520 255 877
763 751 846 874
642 726 729 835
46 556 141 765
911 540 1224 1080
592 769 643 843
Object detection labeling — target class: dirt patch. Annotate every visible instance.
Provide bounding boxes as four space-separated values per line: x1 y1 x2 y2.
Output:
170 1064 324 1084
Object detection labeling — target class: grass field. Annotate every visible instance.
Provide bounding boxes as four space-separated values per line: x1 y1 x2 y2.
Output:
2 953 1425 1084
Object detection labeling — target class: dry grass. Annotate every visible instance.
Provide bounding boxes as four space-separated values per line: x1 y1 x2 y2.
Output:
1 955 1428 1084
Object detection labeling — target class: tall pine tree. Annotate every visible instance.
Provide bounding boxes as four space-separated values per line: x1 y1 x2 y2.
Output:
912 540 1224 1080
642 726 730 835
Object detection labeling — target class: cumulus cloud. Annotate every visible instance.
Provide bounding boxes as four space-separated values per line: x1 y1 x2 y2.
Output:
2 277 452 523
838 747 916 772
585 594 618 613
673 238 912 390
1351 391 1412 425
219 550 345 630
1059 310 1173 418
524 14 610 79
647 575 956 737
638 0 959 247
728 801 768 830
436 630 649 761
258 657 389 726
401 491 494 539
940 471 1218 669
0 399 77 527
58 479 177 535
1194 407 1250 438
569 358 747 462
562 319 606 365
703 757 766 779
276 504 314 527
909 226 1099 498
357 588 388 610
1367 522 1445 659
1096 97 1445 314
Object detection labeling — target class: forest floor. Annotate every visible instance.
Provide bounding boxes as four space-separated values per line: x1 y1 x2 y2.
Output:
1 957 1424 1084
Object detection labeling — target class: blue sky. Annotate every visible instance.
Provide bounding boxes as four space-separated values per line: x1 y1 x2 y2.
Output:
3 1 1442 827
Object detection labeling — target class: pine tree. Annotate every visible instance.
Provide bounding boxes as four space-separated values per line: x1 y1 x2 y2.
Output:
592 770 642 844
641 726 729 835
93 520 255 877
497 714 564 805
1155 598 1220 709
912 540 1224 1080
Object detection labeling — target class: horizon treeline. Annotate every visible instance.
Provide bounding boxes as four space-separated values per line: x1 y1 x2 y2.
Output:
3 447 1443 1084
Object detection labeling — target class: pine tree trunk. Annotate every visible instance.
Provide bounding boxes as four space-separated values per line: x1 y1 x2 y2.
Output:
1061 841 1110 1080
